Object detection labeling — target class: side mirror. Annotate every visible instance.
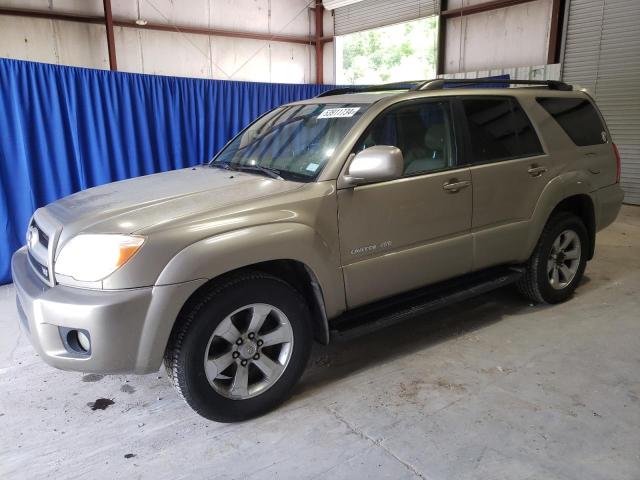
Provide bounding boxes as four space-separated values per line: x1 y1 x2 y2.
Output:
342 145 404 187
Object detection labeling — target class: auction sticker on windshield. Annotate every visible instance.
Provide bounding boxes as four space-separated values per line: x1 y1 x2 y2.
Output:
317 107 360 119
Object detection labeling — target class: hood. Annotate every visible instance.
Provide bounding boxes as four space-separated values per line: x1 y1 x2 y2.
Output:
44 166 304 238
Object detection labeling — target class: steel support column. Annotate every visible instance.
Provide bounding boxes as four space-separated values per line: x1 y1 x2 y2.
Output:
436 0 448 75
314 0 324 84
103 0 117 71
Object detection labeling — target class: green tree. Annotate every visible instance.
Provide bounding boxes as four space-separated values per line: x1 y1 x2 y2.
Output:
340 17 437 84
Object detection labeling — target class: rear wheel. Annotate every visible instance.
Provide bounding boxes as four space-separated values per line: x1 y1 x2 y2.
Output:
517 212 588 304
165 272 312 422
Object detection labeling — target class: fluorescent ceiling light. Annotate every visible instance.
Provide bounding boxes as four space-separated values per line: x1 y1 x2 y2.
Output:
322 0 365 11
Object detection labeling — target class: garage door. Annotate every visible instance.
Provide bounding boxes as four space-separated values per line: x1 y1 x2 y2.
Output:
334 0 440 36
562 0 640 204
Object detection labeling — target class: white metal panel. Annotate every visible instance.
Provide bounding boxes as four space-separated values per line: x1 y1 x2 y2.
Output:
444 0 552 74
439 63 561 81
562 0 640 204
334 0 440 36
0 0 318 83
0 15 109 69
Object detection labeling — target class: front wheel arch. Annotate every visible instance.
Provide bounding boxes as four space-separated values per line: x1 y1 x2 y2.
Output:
166 260 330 358
164 270 313 421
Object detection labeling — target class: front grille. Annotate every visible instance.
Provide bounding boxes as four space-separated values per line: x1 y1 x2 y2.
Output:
31 221 49 248
28 249 50 282
27 215 58 285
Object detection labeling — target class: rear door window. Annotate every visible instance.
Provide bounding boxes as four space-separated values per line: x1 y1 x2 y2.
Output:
462 97 544 164
536 97 607 146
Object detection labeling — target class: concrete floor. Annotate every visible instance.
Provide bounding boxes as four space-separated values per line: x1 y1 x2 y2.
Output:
1 206 639 480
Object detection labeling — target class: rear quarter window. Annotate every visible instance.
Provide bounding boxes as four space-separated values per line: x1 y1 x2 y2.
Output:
536 97 607 146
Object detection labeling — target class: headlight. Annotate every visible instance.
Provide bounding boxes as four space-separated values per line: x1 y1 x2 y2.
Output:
55 234 145 282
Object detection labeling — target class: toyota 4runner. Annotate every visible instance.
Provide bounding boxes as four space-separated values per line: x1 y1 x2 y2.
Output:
12 79 624 421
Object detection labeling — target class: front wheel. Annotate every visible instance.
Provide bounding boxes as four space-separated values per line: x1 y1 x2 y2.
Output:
164 272 312 422
517 212 588 304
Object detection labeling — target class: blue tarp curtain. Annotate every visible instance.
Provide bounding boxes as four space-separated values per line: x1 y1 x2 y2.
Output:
0 58 337 285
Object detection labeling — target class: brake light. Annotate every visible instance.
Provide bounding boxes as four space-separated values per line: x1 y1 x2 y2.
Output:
612 143 621 183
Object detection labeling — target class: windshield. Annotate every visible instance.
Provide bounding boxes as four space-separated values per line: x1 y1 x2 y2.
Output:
210 103 369 182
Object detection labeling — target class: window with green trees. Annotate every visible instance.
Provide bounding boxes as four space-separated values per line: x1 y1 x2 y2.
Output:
335 17 439 85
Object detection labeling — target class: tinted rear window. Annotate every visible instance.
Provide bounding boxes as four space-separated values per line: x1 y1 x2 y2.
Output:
462 98 543 163
536 97 606 146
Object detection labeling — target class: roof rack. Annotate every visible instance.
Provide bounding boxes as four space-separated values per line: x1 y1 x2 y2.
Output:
413 79 573 91
315 81 423 97
315 78 573 98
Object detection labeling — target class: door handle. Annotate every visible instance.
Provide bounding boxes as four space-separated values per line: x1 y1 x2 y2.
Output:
443 179 471 193
589 168 601 174
527 165 547 177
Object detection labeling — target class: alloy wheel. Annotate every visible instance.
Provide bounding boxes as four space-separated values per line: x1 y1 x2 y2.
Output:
547 229 582 290
203 303 294 400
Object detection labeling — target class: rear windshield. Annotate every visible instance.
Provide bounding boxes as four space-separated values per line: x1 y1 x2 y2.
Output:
536 97 607 146
211 103 369 182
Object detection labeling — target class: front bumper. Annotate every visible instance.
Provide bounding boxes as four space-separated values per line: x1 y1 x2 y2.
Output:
11 246 205 374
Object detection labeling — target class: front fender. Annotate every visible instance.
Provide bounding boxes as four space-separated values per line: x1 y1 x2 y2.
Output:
156 222 345 319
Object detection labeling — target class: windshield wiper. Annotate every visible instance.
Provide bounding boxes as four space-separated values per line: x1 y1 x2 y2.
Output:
232 164 284 180
209 162 236 171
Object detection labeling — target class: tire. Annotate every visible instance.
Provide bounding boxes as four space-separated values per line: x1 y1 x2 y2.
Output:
517 212 588 304
164 271 312 422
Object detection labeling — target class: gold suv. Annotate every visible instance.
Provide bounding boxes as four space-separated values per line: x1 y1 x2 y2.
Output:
12 79 624 421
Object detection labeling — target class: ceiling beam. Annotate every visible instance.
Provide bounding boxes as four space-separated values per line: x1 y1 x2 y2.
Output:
113 20 314 45
0 6 104 24
0 6 327 47
441 0 537 18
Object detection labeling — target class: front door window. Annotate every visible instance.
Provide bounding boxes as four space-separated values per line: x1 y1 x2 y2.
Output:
354 100 455 176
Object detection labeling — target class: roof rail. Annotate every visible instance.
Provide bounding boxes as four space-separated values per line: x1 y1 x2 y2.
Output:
315 81 423 97
315 79 573 98
413 79 573 91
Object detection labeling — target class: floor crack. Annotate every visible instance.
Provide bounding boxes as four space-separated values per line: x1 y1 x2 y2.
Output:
7 333 21 364
326 405 429 480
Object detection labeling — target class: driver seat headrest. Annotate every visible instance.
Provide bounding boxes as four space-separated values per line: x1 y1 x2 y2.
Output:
424 124 445 151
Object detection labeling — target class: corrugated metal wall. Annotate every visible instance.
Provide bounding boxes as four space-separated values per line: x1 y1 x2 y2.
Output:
562 0 640 205
334 0 440 35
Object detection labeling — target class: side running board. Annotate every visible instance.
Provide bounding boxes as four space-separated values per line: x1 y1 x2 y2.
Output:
330 267 524 341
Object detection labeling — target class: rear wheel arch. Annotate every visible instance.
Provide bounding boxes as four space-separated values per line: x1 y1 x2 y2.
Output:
517 210 589 304
548 194 596 260
525 173 597 263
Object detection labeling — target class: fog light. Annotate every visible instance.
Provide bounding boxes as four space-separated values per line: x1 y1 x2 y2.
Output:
64 328 91 354
77 330 91 352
